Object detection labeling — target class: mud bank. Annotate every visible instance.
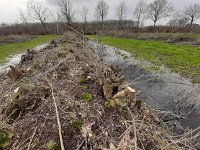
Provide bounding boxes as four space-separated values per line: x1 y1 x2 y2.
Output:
0 44 48 73
87 40 200 130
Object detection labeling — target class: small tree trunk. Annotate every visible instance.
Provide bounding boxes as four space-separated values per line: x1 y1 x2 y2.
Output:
56 22 59 35
136 15 140 27
154 21 156 27
189 17 194 32
102 16 104 29
136 20 140 27
41 21 47 33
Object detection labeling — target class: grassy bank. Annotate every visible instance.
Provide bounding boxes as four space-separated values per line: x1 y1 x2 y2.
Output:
0 34 57 64
88 35 200 83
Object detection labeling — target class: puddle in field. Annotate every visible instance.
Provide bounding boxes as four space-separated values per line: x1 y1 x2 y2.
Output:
88 40 200 130
0 44 48 73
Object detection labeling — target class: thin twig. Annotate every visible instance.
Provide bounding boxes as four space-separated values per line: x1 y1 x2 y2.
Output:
65 24 87 39
76 140 85 150
27 126 38 150
50 83 65 150
132 118 138 150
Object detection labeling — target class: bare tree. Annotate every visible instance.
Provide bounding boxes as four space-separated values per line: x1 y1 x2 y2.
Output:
81 6 89 23
134 0 147 27
147 0 174 26
19 9 32 34
168 11 189 27
50 12 62 34
19 9 28 24
116 1 128 21
59 0 74 26
184 3 200 28
27 0 49 32
95 0 109 28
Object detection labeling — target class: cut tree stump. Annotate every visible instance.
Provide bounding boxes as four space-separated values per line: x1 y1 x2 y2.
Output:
103 78 114 100
8 66 22 81
124 87 136 100
103 83 113 100
113 86 136 101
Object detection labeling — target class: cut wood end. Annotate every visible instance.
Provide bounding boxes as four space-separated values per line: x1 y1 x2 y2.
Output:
87 76 92 80
27 68 31 71
126 86 136 93
14 87 20 94
113 90 125 99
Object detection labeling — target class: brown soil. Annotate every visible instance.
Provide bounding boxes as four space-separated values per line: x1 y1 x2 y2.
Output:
0 32 198 150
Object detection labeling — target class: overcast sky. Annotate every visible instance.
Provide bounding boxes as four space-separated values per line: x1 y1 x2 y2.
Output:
0 0 200 25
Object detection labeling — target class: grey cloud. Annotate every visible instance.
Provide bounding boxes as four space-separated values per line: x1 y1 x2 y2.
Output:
1 0 200 23
45 0 59 5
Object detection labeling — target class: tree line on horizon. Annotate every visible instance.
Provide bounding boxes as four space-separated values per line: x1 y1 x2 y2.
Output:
1 0 200 35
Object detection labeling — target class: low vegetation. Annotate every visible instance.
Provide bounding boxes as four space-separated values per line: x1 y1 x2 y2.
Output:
0 34 57 64
81 93 93 102
105 31 200 42
88 35 200 83
46 140 58 150
0 129 12 149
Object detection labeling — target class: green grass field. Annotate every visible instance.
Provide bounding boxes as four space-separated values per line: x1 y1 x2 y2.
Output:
88 35 200 83
0 34 57 64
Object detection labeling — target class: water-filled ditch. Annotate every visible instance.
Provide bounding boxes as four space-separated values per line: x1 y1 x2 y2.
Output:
88 40 200 130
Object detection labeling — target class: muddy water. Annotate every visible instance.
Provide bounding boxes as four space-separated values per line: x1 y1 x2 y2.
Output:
88 41 200 130
0 44 48 73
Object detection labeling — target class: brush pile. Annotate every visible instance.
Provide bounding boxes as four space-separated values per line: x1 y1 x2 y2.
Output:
0 32 199 150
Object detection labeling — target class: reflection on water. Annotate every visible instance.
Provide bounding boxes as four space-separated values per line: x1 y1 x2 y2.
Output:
88 40 200 129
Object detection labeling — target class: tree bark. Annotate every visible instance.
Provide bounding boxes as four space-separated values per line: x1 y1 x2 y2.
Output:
188 17 194 32
41 21 47 33
154 21 156 27
102 15 104 29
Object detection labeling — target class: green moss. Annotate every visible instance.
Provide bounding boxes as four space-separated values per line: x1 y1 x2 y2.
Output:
46 140 58 150
69 120 82 131
0 130 13 149
81 93 93 102
77 79 85 85
0 34 57 64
